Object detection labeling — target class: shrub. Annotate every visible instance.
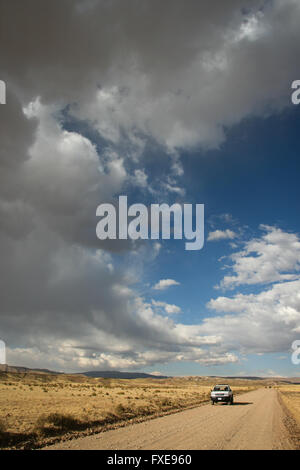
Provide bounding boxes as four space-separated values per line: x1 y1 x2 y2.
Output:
36 413 81 433
115 403 126 415
160 398 171 407
0 419 6 436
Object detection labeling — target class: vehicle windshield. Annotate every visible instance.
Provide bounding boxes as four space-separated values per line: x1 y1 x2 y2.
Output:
213 385 229 391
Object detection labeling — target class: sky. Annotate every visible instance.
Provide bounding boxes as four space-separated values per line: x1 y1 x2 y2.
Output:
0 0 300 377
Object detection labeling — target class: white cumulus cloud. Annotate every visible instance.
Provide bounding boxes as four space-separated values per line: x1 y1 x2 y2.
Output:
153 279 180 290
152 300 181 314
207 229 237 242
218 225 300 289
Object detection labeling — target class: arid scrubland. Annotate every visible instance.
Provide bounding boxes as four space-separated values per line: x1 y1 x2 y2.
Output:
0 371 264 449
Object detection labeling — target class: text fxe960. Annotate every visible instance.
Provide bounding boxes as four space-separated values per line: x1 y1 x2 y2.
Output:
107 453 192 467
96 196 204 251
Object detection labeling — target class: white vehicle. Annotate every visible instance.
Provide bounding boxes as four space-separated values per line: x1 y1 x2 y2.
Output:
210 384 233 405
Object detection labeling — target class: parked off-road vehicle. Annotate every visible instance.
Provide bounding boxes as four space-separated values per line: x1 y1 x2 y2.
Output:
210 384 233 405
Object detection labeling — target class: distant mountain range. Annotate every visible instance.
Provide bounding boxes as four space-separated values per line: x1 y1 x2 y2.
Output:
0 364 168 379
0 364 60 374
210 375 264 381
1 364 299 383
78 370 169 379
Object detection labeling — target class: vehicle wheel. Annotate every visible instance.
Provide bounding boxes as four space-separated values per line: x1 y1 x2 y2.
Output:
230 398 234 405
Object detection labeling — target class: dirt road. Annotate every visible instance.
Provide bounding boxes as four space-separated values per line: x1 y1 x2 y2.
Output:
46 388 293 450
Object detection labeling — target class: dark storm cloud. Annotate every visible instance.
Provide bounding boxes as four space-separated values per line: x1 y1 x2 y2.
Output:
0 0 300 370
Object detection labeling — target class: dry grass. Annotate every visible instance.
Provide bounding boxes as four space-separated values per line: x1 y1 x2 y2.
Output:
277 384 300 422
277 384 300 447
0 371 263 449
